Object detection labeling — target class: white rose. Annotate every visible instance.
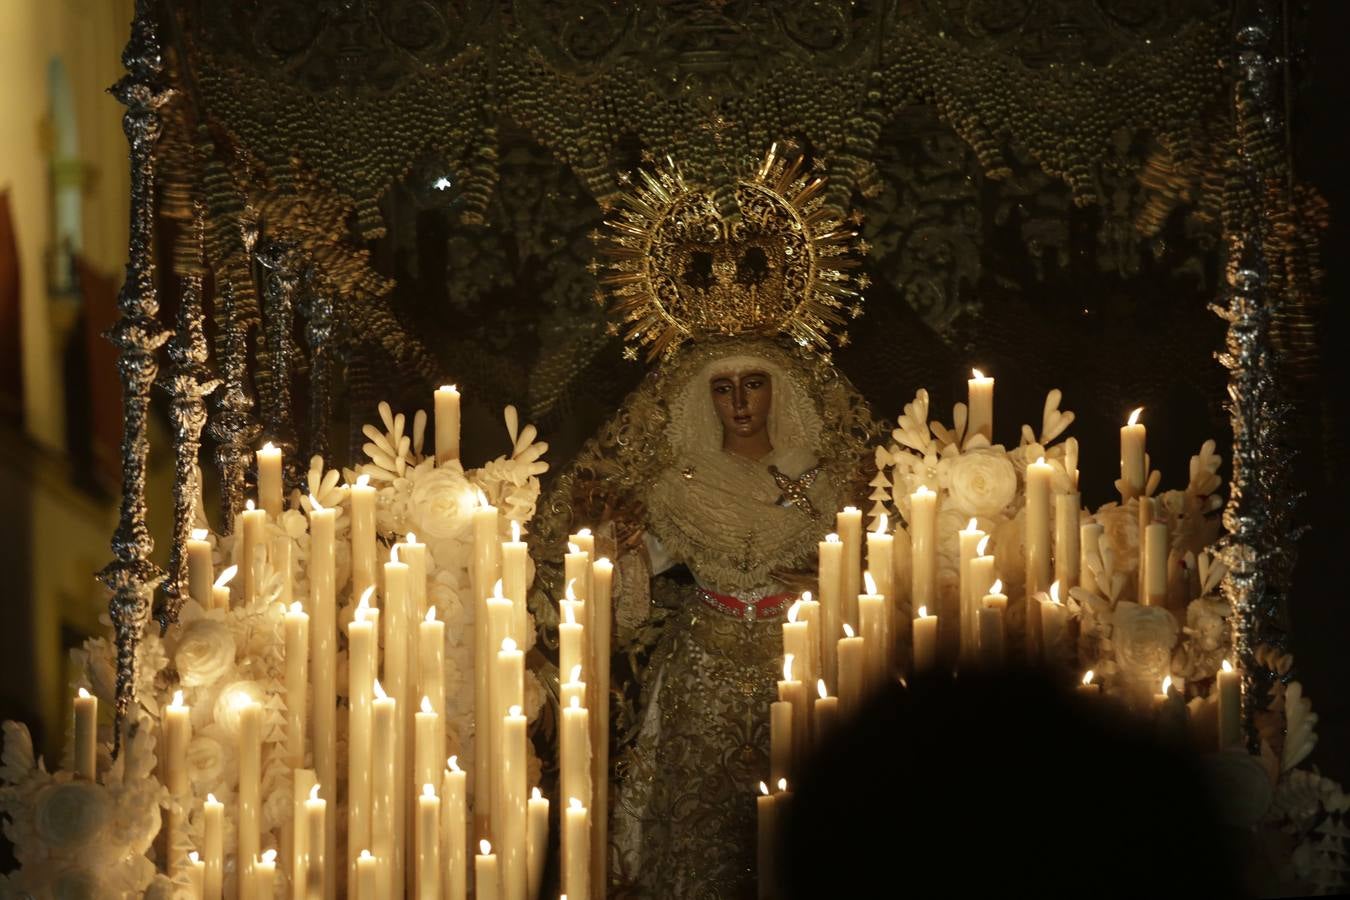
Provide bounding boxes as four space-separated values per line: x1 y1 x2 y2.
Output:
1092 501 1141 574
1111 601 1178 680
185 731 234 789
942 449 1017 518
174 619 236 687
34 782 113 850
409 467 474 542
212 681 267 737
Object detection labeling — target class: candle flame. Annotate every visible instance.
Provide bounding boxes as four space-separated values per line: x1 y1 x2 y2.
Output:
568 542 581 555
191 527 209 541
1082 670 1094 686
421 696 433 714
564 602 577 626
965 517 979 532
425 606 438 624
1050 581 1062 604
990 578 1004 595
78 687 91 699
170 690 185 708
308 784 321 802
475 488 489 507
214 565 238 588
480 840 492 855
577 527 592 538
971 367 986 379
357 586 374 613
915 485 935 497
918 606 928 618
826 532 840 543
509 704 522 717
448 755 461 773
777 778 788 792
532 787 542 801
1128 407 1143 426
188 851 200 863
261 441 276 452
502 637 517 653
977 535 991 556
373 679 387 700
360 849 373 861
290 600 304 615
246 499 255 511
783 654 794 682
406 532 418 544
207 793 218 804
787 600 801 623
863 570 878 595
569 696 580 709
261 849 277 865
308 493 324 512
569 664 582 684
842 623 855 638
423 783 435 798
569 798 583 811
874 512 888 534
492 578 504 599
801 590 813 604
439 384 457 393
596 556 611 568
817 679 828 699
1035 456 1046 466
511 520 521 542
356 473 370 488
564 578 577 602
1161 676 1173 695
759 781 770 796
390 543 401 564
1222 659 1234 673
230 690 256 712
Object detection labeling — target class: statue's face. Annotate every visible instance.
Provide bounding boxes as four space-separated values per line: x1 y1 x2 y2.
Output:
709 370 772 441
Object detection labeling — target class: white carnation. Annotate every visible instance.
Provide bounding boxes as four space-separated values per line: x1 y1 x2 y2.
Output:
174 619 237 688
409 467 474 542
940 448 1017 518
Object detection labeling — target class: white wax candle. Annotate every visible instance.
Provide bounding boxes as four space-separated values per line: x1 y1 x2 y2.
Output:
402 532 428 618
817 534 843 693
416 697 442 805
559 596 585 687
957 519 986 667
837 507 863 629
560 697 592 840
1144 522 1169 606
292 769 316 900
781 603 811 695
1040 583 1068 665
435 385 461 465
1138 495 1156 601
980 581 1008 666
502 520 530 645
1120 407 1147 501
501 707 528 900
417 784 442 900
913 605 938 676
1025 458 1053 599
857 574 886 689
371 682 398 900
252 848 277 900
443 759 468 900
561 670 587 713
1217 660 1242 750
238 500 266 607
486 592 514 838
475 841 499 900
357 850 378 900
187 527 214 608
909 487 938 616
162 691 190 877
203 793 224 900
306 494 337 897
304 785 326 900
347 591 377 882
73 687 97 781
589 556 614 893
967 368 994 442
212 564 236 611
569 528 596 605
796 594 822 700
383 546 412 883
472 498 500 837
351 474 377 600
419 605 446 772
777 656 809 778
563 801 590 900
813 679 839 748
756 782 777 900
187 851 205 899
236 695 263 882
257 441 284 519
284 601 309 767
769 699 793 788
866 517 895 670
527 787 549 900
836 624 865 720
1055 493 1081 592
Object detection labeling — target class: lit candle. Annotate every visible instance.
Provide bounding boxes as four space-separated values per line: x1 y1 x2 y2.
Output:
501 705 528 900
589 555 614 895
416 696 441 803
836 623 865 719
357 850 378 900
817 534 843 693
559 584 585 688
1025 457 1053 600
502 520 530 645
564 541 591 615
203 793 224 900
252 848 277 900
560 696 592 841
486 586 514 837
351 474 377 601
187 851 205 899
383 544 412 883
836 506 863 629
238 498 266 606
813 679 838 748
781 600 812 696
435 385 461 465
472 493 500 837
1055 493 1081 592
563 800 590 900
443 757 468 900
347 588 377 883
979 579 1008 666
304 785 326 900
957 517 986 667
1080 522 1104 596
236 693 263 885
371 680 398 900
857 572 887 689
306 493 337 896
257 441 284 519
417 784 442 900
769 698 793 787
419 605 446 771
1144 521 1169 607
284 601 308 767
866 516 895 671
1120 407 1147 501
968 535 997 626
475 840 499 900
1040 582 1067 665
73 687 97 781
492 635 523 845
403 531 428 618
777 654 809 777
1217 660 1241 749
212 564 237 611
527 787 549 900
569 528 596 604
967 368 994 442
187 527 214 608
913 605 938 676
795 591 822 699
909 487 938 618
561 665 586 712
1077 670 1100 698
1138 495 1157 601
756 781 777 900
292 769 316 900
162 690 189 876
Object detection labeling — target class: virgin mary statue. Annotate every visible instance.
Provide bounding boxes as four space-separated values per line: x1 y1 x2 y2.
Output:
530 147 880 898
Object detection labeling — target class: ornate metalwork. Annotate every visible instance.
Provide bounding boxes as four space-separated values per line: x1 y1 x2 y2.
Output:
301 266 337 467
156 205 222 634
255 236 301 478
99 0 174 750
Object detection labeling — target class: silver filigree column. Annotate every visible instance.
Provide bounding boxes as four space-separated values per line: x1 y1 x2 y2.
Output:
156 206 222 633
255 237 301 485
99 0 174 749
302 266 336 467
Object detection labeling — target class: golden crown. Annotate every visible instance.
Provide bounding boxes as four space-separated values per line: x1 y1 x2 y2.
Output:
593 145 868 361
